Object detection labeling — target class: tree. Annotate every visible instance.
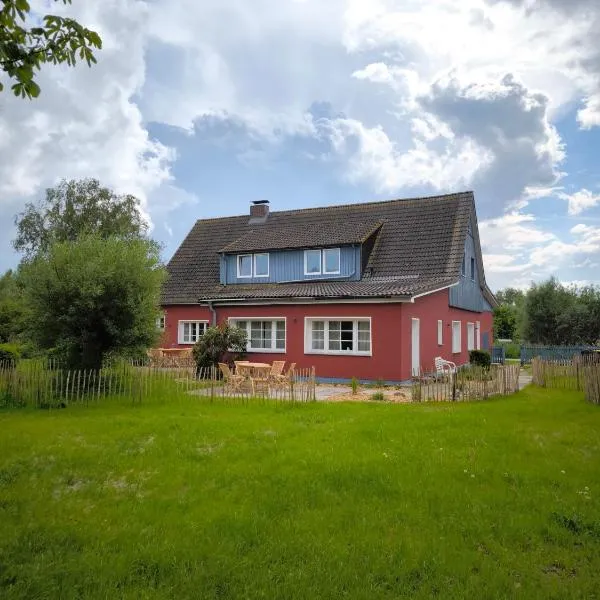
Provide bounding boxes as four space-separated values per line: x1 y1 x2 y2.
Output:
14 179 150 258
0 0 101 99
18 235 166 369
493 304 517 340
0 270 26 343
523 278 576 344
192 324 247 371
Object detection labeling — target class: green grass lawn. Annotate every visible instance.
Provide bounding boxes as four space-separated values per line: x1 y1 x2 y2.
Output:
1 387 599 599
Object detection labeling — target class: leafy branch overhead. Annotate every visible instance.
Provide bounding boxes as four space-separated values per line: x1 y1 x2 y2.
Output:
0 0 102 99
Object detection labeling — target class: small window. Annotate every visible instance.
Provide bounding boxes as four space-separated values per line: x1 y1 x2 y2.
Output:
323 248 340 274
467 322 475 351
178 321 208 344
237 254 252 278
437 320 443 346
461 254 466 276
156 315 165 330
470 257 475 280
305 250 322 275
254 253 269 277
452 321 461 354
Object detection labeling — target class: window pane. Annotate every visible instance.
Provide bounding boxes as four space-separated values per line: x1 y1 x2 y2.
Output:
312 320 325 350
328 320 341 351
254 253 269 277
357 321 370 352
470 257 475 280
276 321 286 349
250 321 263 348
340 321 353 351
305 250 321 274
238 255 252 277
323 248 340 273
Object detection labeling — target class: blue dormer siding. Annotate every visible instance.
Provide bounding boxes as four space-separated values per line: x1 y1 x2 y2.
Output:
449 217 492 312
220 246 361 284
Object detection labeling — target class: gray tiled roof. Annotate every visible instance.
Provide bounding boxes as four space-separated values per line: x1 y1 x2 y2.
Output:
219 220 383 252
162 192 490 304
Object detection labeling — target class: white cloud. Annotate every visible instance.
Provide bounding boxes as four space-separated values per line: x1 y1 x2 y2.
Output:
559 189 600 215
318 117 491 192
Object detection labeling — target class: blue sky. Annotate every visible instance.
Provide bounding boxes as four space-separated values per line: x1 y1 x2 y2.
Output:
1 0 599 292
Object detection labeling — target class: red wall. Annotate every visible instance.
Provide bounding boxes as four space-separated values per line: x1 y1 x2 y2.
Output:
162 294 493 382
400 289 493 379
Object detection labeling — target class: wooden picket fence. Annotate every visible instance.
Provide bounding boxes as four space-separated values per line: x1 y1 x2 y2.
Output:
531 357 600 404
411 364 521 402
0 360 317 408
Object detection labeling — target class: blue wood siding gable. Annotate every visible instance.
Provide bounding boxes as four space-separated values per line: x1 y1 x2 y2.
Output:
220 246 361 284
448 217 492 312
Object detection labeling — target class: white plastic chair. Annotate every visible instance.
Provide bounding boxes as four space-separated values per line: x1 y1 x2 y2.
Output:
435 357 457 379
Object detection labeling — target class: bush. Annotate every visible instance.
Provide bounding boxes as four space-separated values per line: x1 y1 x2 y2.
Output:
192 324 247 370
504 343 520 359
469 350 491 369
0 342 21 363
370 391 385 401
350 377 359 395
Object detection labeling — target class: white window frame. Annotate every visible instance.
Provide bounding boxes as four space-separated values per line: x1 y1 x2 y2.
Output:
229 317 286 353
467 322 475 351
304 317 372 356
178 320 209 345
304 249 322 275
452 320 461 354
475 321 481 350
253 253 270 278
156 315 165 330
237 254 253 279
304 248 341 276
437 319 443 346
323 248 341 274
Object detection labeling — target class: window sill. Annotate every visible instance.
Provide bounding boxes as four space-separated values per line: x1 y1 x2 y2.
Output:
305 350 372 357
246 348 286 353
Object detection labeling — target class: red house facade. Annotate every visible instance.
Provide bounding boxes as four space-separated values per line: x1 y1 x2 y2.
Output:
160 193 496 382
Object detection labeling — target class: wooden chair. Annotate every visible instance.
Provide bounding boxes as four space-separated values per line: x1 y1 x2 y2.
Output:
218 362 246 393
269 361 286 378
271 362 296 390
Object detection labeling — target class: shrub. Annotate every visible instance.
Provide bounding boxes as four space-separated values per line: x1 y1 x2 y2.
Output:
504 343 520 359
350 377 359 395
0 343 21 363
370 391 385 401
469 350 491 369
192 324 247 370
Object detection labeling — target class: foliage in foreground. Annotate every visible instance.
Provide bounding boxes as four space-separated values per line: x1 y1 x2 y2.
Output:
18 235 165 369
0 0 102 99
0 386 599 599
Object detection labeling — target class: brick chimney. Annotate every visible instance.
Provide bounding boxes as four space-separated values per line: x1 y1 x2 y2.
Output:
250 199 270 220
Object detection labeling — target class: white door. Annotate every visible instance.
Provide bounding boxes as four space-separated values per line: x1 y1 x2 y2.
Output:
411 318 420 376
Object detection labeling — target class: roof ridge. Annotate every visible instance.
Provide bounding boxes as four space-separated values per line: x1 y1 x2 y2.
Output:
191 191 473 224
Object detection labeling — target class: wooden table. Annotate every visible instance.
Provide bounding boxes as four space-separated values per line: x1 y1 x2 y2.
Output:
235 362 271 377
236 362 272 394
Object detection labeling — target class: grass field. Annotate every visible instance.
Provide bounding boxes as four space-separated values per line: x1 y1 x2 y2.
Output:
1 387 599 599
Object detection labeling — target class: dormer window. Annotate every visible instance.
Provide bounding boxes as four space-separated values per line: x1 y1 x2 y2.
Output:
304 248 340 275
238 254 253 278
237 253 269 278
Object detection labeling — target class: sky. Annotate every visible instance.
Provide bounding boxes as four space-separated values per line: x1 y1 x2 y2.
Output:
0 0 599 292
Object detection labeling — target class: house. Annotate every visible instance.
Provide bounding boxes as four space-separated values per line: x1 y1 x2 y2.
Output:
160 192 496 382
